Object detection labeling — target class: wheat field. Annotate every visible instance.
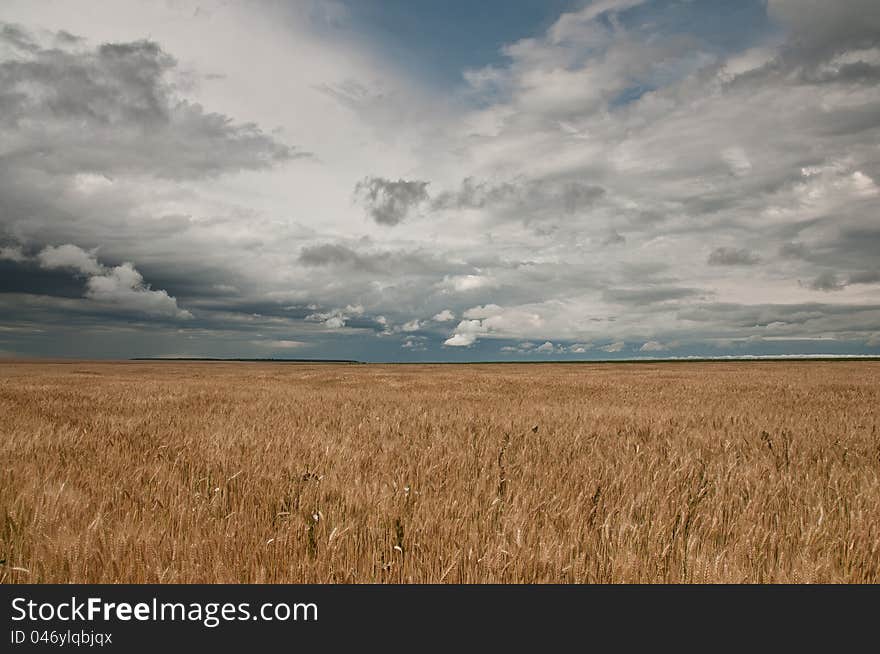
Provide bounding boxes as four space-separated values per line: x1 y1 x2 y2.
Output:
1 360 878 583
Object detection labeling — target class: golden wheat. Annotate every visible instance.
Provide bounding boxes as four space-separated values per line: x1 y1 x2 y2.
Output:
1 360 878 583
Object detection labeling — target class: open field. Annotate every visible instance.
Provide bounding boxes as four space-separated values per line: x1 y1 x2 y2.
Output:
1 360 878 583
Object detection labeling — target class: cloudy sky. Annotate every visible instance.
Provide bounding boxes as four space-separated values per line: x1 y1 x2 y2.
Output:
1 0 879 360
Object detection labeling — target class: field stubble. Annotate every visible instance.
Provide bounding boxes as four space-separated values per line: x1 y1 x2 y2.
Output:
1 361 878 583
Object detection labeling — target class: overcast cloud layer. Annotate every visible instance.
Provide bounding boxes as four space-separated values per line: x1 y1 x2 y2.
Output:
1 0 878 360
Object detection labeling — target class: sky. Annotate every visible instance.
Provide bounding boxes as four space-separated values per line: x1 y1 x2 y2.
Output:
0 0 879 361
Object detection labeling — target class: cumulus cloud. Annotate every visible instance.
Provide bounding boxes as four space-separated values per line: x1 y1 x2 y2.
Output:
37 244 104 275
0 245 27 262
443 334 474 347
444 305 545 346
401 335 427 350
639 340 668 352
305 304 364 329
600 341 625 353
2 1 879 359
354 177 429 225
443 320 486 347
32 243 191 318
502 340 579 355
501 342 536 353
86 261 191 318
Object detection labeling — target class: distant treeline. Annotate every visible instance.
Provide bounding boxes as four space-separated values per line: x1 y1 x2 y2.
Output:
131 358 362 363
129 356 880 364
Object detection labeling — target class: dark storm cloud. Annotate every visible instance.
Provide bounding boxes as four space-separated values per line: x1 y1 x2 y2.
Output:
0 24 306 179
0 258 86 298
354 177 429 225
707 247 761 266
2 244 192 319
126 261 244 303
2 1 879 360
832 226 880 257
0 23 308 342
804 225 880 275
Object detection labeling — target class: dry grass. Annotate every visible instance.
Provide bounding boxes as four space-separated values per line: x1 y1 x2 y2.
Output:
1 360 878 583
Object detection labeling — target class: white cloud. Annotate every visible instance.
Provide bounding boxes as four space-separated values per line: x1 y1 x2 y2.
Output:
600 341 625 353
401 336 427 350
443 333 476 347
444 305 547 346
0 246 27 262
439 274 498 293
86 262 192 319
443 319 487 347
501 341 536 352
462 304 502 319
305 304 364 329
565 0 648 25
1 1 878 357
254 339 306 348
639 340 668 352
73 173 115 194
16 243 192 319
38 244 104 276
